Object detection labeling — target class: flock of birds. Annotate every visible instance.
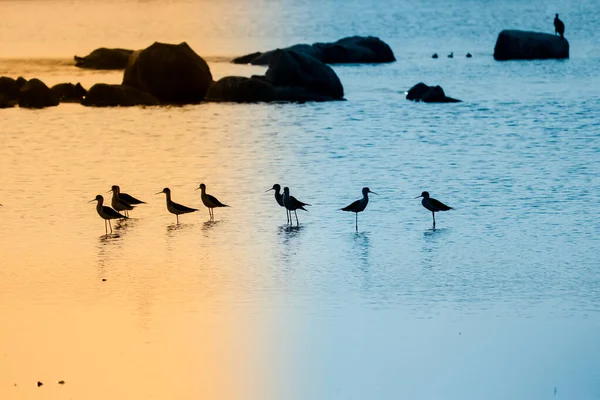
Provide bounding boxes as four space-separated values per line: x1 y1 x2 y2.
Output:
87 184 453 235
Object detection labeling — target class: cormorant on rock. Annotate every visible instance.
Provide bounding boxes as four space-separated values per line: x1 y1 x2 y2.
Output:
554 14 565 39
432 53 438 59
447 52 454 58
466 52 472 58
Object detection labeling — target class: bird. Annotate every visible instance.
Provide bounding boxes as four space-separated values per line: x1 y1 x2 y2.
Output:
196 183 229 220
155 188 197 224
89 194 127 236
466 52 472 58
432 53 439 59
282 187 310 227
266 183 289 223
107 187 134 218
415 191 453 228
447 52 454 58
111 185 145 205
340 187 378 231
554 14 565 39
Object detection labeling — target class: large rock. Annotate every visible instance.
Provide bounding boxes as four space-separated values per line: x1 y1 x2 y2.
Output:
493 30 569 60
51 83 87 103
122 42 213 104
74 48 134 69
19 79 59 108
265 49 344 99
406 83 461 103
232 36 395 65
205 76 276 102
81 84 159 107
0 76 20 108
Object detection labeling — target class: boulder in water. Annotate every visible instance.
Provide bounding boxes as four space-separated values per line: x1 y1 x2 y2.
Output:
74 48 134 69
51 83 87 103
406 83 461 103
265 49 344 99
0 76 20 108
19 79 59 108
205 76 276 103
81 84 159 107
493 29 569 60
232 36 395 65
122 42 213 104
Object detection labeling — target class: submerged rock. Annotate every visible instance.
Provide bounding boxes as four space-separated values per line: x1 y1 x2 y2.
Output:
493 29 569 60
122 42 213 104
19 79 59 108
74 48 134 69
406 82 461 103
82 84 159 107
51 83 87 103
232 35 395 65
206 76 276 102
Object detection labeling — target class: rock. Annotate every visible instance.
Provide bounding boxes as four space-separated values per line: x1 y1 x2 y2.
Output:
122 42 213 104
265 49 344 99
232 35 394 65
0 76 20 108
81 84 159 107
36 382 43 387
205 76 276 102
74 48 134 69
16 77 28 90
406 82 461 103
493 29 569 60
51 83 87 103
19 79 59 108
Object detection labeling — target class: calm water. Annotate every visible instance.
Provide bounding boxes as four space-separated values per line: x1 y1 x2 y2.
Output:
1 0 600 399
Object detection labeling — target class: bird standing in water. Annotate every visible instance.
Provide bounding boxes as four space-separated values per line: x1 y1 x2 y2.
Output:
266 184 289 223
283 187 310 227
554 14 565 39
340 187 378 231
156 188 197 224
197 183 229 221
89 194 127 236
416 191 453 228
108 187 134 218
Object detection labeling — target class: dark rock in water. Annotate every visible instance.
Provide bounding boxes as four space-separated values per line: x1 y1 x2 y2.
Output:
37 381 43 387
57 380 65 385
206 76 276 103
51 83 87 103
466 52 472 58
493 29 569 60
74 48 134 70
432 53 439 59
406 82 461 103
19 79 59 108
16 77 28 90
82 84 159 107
122 42 213 104
266 49 344 99
232 35 395 65
0 76 20 108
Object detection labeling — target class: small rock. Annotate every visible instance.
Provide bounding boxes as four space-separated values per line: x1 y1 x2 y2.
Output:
36 381 43 387
58 380 65 385
432 53 438 59
102 278 107 282
466 52 472 58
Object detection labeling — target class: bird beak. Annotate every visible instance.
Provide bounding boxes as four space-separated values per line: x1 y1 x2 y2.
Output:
265 188 274 192
195 186 200 191
154 191 163 195
88 199 96 203
370 190 378 195
106 189 112 193
414 195 422 199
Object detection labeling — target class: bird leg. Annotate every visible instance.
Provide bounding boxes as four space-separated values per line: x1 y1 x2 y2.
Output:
104 220 108 236
432 212 436 228
355 213 358 231
294 210 299 227
176 215 180 224
108 220 113 234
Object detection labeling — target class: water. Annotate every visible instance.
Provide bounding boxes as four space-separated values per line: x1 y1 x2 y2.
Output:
1 0 600 399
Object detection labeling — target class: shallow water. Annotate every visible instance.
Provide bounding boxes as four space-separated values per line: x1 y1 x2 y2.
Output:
1 0 600 399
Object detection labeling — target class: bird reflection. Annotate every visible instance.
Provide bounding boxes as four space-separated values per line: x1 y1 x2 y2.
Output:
202 220 221 231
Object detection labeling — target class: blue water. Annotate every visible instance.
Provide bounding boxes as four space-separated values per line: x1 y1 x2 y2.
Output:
1 0 600 399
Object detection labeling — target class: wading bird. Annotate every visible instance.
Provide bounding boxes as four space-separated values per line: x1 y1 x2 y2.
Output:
415 191 453 228
89 195 127 235
108 187 134 218
197 183 229 220
283 187 310 227
340 187 378 231
156 188 197 224
266 184 288 223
